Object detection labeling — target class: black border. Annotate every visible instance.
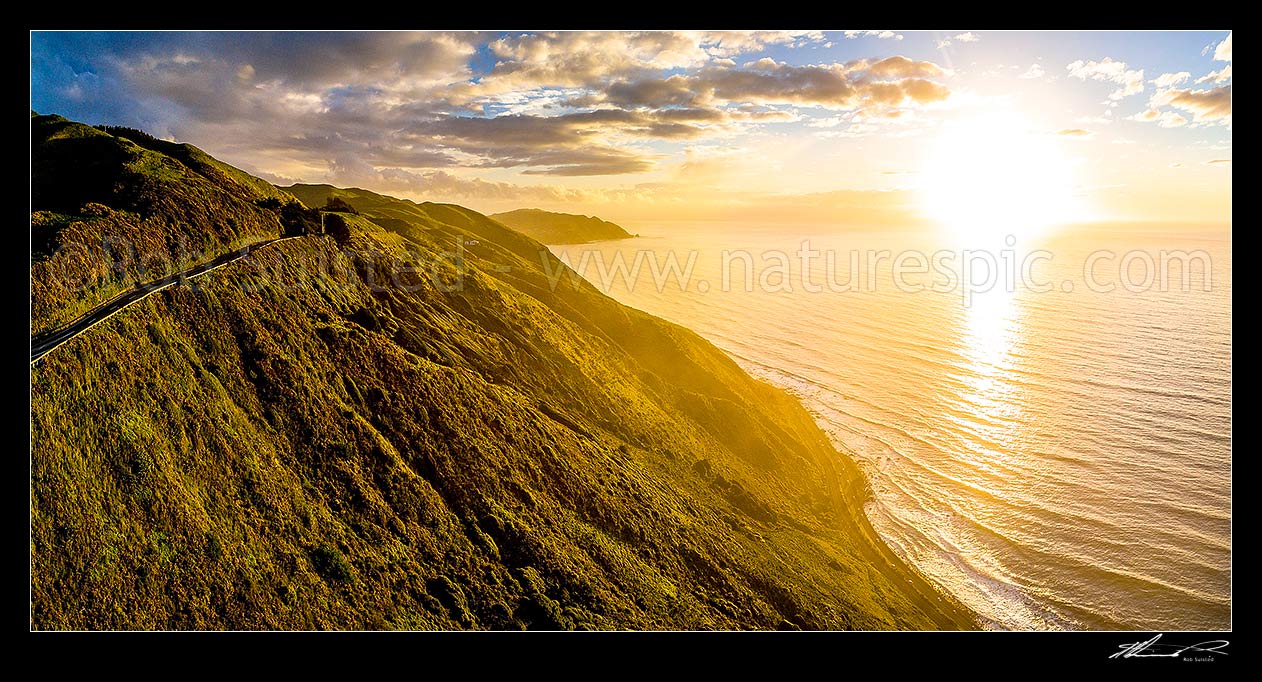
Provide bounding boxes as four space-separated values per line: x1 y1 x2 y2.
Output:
27 23 1234 667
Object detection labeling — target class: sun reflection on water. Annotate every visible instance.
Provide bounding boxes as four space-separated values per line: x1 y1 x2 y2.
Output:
954 286 1025 455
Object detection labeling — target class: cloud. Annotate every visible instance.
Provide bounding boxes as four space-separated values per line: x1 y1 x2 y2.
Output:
413 109 728 174
1130 109 1189 128
586 56 949 113
1067 57 1144 100
844 30 904 41
1057 128 1092 137
1196 65 1231 84
30 31 953 206
1214 32 1232 62
1205 158 1231 165
936 32 980 49
697 31 828 57
474 30 826 95
604 75 700 108
1167 111 1190 127
1018 64 1045 79
1075 114 1112 126
104 32 481 96
364 167 591 203
861 55 946 78
1151 85 1232 123
709 61 947 108
1150 72 1190 88
1158 113 1188 128
1169 162 1184 168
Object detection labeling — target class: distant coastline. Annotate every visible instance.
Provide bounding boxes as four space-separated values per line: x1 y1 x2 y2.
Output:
491 208 636 245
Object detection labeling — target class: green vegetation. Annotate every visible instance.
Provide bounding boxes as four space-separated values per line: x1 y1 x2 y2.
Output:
31 115 977 630
30 113 289 335
489 208 634 244
323 196 359 215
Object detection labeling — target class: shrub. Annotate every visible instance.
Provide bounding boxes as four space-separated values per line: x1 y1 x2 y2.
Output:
277 201 320 236
325 213 352 245
324 196 358 214
96 125 164 148
309 543 355 584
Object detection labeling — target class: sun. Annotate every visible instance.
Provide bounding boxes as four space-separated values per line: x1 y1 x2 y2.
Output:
920 111 1084 241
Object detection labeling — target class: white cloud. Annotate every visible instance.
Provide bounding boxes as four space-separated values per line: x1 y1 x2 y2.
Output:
1159 112 1189 128
936 32 980 49
1067 57 1144 100
1196 65 1231 84
1018 63 1045 79
1214 32 1231 62
1129 109 1188 128
1075 114 1112 126
1150 72 1190 88
844 30 904 41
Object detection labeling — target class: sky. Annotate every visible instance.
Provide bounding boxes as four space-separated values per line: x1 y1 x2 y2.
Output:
31 30 1232 227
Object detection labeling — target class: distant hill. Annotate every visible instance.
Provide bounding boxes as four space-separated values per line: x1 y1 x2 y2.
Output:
282 184 468 236
32 115 976 630
490 208 634 244
280 188 634 246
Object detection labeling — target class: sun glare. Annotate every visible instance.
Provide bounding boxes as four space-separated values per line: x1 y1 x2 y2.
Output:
921 111 1083 241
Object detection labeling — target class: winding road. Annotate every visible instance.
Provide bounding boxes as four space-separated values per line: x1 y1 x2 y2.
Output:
30 236 302 364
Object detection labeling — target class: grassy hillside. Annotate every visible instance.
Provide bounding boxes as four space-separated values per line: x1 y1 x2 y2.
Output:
31 116 976 630
490 208 633 244
30 113 294 335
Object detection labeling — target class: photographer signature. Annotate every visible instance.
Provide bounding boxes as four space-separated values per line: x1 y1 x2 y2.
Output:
1110 634 1229 660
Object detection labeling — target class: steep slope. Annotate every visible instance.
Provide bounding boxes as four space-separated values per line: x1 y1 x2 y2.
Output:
30 116 976 630
30 113 294 336
489 208 633 244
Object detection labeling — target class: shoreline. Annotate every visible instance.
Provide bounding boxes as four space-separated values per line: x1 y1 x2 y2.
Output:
753 370 985 630
821 427 983 630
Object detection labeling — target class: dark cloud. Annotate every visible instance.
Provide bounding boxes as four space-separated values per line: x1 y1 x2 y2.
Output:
605 76 700 108
655 107 727 123
588 58 950 113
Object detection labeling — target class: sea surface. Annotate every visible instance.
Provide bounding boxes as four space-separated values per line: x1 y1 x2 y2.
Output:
549 222 1231 630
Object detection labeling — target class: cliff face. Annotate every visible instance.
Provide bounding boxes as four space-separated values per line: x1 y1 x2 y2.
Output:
30 116 975 630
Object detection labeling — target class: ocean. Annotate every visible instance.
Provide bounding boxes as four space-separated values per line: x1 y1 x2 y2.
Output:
548 221 1232 630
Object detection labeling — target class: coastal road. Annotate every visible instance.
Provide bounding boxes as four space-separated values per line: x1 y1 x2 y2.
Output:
31 236 302 364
